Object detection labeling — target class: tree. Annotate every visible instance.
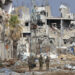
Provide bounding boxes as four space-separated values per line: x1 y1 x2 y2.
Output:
9 15 20 27
9 15 22 58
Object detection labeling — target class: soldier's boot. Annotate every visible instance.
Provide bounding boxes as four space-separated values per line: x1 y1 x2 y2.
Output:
29 66 31 71
46 64 49 70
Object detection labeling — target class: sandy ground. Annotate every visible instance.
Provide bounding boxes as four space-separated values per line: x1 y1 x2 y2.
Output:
42 71 75 75
1 59 75 75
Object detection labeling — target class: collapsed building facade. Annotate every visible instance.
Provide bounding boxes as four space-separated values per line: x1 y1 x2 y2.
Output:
30 5 52 54
46 4 75 49
30 4 75 55
0 0 13 60
0 0 75 60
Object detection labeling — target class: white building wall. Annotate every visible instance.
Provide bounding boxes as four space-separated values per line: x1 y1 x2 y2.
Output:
22 26 30 33
45 6 52 17
60 4 70 18
17 37 30 55
0 41 13 60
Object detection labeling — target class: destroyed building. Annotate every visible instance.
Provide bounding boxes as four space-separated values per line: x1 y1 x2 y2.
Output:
46 4 75 50
0 0 13 60
30 5 52 54
30 3 75 55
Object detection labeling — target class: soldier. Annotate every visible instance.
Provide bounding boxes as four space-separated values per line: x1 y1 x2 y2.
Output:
39 55 43 70
31 56 36 68
28 56 32 71
28 56 36 71
45 56 50 70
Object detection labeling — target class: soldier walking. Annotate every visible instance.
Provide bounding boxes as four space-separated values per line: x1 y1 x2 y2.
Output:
45 56 50 70
28 56 32 71
39 55 43 70
28 56 36 71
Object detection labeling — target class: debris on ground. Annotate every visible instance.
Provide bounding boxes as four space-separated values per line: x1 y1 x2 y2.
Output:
58 54 75 61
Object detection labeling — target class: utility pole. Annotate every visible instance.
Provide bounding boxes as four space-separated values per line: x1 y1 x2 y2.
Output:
60 19 63 48
30 0 37 55
2 16 6 60
31 0 37 24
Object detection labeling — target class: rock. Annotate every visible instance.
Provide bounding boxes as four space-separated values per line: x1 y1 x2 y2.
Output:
14 60 22 66
0 68 13 73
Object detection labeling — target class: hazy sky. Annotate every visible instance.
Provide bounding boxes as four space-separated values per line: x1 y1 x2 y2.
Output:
13 0 75 17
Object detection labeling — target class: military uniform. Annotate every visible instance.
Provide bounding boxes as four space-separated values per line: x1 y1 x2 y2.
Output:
28 57 32 71
28 56 36 71
45 56 50 70
39 55 43 70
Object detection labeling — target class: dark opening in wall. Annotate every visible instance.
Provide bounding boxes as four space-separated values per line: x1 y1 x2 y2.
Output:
0 16 2 23
0 1 3 7
50 40 53 44
64 39 68 44
0 16 2 19
64 41 66 44
70 41 73 44
40 11 46 16
37 20 44 26
23 33 31 37
47 19 61 29
23 33 26 37
25 22 29 26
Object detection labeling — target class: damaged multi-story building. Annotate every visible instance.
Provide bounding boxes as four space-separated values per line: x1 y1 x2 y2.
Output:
0 0 13 60
30 3 75 55
46 4 75 50
0 0 75 60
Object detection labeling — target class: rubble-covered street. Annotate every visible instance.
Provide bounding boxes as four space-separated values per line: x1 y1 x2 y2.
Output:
0 56 75 75
1 58 75 75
